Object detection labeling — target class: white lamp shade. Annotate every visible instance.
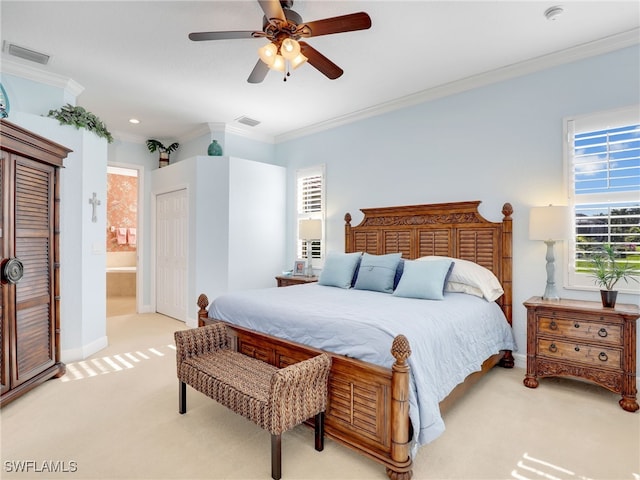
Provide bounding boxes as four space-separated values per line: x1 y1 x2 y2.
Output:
299 219 322 240
280 38 301 60
290 53 308 69
271 54 286 72
529 205 569 241
258 42 277 65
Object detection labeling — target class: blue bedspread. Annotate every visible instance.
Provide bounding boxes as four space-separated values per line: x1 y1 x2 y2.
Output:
209 283 516 448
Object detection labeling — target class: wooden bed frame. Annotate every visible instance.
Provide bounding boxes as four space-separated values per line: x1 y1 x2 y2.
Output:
197 201 514 480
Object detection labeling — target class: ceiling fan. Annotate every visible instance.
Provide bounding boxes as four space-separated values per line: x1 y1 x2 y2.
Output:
188 0 372 83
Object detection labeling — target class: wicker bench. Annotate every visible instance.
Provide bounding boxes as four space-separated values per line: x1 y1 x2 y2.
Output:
174 322 331 480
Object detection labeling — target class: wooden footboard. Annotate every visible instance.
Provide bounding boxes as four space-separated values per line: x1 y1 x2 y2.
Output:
197 294 414 480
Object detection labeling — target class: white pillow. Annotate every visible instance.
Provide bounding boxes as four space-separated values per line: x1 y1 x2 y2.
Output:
445 281 484 298
416 256 504 301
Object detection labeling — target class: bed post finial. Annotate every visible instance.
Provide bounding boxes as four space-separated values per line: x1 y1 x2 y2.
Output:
345 212 353 253
502 202 513 220
388 335 413 480
197 294 209 327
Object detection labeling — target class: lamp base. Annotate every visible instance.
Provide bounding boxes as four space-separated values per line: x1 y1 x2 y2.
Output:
305 255 314 277
542 240 560 301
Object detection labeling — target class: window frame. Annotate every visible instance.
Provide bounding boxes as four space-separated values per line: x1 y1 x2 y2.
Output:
563 105 640 293
296 165 325 264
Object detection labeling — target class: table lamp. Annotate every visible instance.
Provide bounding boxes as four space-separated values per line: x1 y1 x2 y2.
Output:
298 219 322 277
529 205 569 300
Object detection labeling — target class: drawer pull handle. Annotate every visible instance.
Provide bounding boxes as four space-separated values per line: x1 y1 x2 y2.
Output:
574 323 580 329
599 352 608 362
549 320 558 330
574 346 580 352
598 328 608 338
549 343 558 353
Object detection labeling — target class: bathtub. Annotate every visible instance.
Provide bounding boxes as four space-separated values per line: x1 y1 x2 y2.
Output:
106 266 136 297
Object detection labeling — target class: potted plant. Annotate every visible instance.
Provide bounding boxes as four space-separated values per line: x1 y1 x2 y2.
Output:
47 104 113 143
146 139 179 168
589 244 639 307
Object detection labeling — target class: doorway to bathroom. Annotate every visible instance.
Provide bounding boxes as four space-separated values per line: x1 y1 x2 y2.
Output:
106 165 139 316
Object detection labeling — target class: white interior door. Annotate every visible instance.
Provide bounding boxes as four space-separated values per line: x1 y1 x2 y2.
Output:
155 188 188 321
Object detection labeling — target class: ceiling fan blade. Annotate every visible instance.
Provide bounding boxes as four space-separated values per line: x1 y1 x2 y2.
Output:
297 12 371 38
258 0 286 23
247 60 270 84
189 31 257 41
299 42 343 80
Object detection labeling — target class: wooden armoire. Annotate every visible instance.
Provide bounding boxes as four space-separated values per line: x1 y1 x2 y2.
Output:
0 120 71 406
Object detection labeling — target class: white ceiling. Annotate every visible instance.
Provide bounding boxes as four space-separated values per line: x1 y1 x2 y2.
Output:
1 1 639 143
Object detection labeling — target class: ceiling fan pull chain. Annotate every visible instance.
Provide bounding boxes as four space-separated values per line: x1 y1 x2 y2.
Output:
284 60 290 82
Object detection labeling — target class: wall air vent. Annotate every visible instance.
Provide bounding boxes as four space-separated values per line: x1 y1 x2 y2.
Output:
235 116 261 127
4 42 50 65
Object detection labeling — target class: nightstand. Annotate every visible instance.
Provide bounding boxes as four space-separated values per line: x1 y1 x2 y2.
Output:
275 275 318 287
523 296 639 412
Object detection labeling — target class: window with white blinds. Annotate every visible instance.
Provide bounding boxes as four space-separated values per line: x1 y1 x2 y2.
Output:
566 105 640 290
296 165 325 260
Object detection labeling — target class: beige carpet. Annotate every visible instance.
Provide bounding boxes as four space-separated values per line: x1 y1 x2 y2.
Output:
1 300 638 480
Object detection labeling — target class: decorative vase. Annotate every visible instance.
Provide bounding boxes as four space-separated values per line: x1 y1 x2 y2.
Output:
208 140 223 156
159 152 170 168
600 289 617 308
0 82 10 118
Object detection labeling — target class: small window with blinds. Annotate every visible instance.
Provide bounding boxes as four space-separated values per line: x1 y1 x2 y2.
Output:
566 105 640 290
297 165 325 261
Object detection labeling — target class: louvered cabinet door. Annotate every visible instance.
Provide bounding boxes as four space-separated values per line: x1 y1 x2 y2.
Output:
0 151 8 395
12 156 57 387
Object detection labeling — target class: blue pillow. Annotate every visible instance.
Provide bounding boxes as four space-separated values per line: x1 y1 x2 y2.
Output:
393 259 454 300
318 252 362 288
353 253 403 293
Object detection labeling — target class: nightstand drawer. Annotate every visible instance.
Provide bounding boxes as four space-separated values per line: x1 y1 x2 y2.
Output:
538 316 622 346
537 338 621 370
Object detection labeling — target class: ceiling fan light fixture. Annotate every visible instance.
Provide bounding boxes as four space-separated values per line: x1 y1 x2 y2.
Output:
280 38 301 60
290 53 308 69
271 54 286 72
258 42 277 65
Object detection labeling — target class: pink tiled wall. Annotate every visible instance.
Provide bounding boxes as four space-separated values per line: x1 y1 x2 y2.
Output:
107 173 137 252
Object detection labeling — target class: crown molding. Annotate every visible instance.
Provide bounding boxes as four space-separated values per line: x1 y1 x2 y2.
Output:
275 28 640 144
0 56 84 98
224 123 275 144
178 121 275 145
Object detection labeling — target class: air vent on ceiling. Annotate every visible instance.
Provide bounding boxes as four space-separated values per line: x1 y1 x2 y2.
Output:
235 116 261 127
4 42 50 65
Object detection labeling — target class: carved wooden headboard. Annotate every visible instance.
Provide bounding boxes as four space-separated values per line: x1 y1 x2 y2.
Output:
344 201 513 325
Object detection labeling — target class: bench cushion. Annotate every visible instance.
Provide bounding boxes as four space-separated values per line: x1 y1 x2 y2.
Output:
180 350 279 430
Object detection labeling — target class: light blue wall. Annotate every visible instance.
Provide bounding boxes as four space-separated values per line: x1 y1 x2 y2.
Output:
277 45 640 367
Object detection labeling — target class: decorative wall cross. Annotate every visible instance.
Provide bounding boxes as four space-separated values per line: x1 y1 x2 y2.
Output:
89 192 101 223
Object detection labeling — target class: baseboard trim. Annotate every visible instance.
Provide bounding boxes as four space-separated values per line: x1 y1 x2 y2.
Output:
61 335 108 363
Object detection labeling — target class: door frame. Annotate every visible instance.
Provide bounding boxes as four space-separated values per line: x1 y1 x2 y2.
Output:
151 184 189 320
106 162 144 314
